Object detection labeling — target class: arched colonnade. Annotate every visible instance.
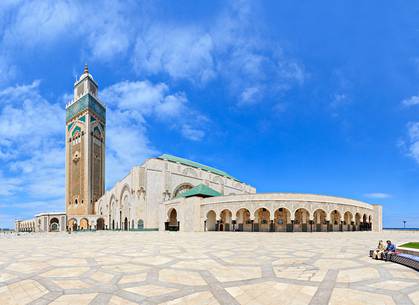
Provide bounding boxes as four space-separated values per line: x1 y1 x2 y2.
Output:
202 203 373 232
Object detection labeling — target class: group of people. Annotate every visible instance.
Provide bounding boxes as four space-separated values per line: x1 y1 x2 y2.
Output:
372 240 396 260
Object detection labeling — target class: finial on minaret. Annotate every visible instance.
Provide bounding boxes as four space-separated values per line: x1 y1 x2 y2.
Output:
83 64 89 74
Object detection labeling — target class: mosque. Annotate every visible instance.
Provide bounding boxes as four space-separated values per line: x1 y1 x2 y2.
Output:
15 67 383 233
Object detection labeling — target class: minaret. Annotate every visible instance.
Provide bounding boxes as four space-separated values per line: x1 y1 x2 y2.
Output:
65 65 105 227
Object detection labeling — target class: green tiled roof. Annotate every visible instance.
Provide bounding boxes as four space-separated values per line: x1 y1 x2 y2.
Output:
179 184 221 198
158 154 240 181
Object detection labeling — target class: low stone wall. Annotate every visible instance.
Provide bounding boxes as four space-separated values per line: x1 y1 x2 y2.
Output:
398 247 419 256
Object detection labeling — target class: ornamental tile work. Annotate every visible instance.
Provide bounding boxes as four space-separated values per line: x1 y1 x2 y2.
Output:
66 94 105 123
0 231 418 305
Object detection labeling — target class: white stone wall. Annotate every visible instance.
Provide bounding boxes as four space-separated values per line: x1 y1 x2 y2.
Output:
16 213 66 232
94 157 254 230
161 193 382 232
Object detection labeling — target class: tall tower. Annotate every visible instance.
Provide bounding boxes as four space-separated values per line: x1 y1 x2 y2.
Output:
66 65 105 221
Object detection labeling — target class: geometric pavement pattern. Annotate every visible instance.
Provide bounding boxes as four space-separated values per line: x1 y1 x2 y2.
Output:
0 231 418 305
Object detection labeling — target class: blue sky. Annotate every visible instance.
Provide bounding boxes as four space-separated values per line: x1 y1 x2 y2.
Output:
0 0 418 228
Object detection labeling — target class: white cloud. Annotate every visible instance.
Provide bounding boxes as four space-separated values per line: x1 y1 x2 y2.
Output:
181 124 205 141
2 1 77 48
0 1 137 66
82 1 135 61
132 1 305 105
402 95 419 107
240 87 262 105
406 122 419 163
133 26 215 84
0 170 21 196
0 81 65 200
331 93 349 108
101 80 190 121
101 80 207 186
364 193 391 199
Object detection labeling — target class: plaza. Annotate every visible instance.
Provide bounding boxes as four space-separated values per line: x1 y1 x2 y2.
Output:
0 231 418 305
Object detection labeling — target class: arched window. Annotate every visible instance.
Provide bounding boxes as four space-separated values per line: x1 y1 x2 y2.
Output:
172 183 193 198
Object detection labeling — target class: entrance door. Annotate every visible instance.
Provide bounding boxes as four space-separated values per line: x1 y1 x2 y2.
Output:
97 218 105 230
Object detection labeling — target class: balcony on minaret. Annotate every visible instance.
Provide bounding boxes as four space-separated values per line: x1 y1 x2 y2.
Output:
73 64 98 99
66 65 105 109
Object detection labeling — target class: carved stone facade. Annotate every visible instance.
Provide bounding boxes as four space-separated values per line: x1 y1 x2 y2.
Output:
15 213 66 233
160 193 382 232
91 156 255 231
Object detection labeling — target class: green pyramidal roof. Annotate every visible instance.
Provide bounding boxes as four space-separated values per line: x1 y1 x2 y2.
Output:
179 184 221 198
158 154 240 182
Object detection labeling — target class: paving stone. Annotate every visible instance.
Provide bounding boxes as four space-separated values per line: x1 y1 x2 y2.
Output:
0 231 418 305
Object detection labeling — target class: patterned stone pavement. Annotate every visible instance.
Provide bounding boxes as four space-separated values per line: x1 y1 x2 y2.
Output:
0 231 418 305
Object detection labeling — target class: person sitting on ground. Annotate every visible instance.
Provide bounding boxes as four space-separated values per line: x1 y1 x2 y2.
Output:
372 240 386 259
383 240 396 261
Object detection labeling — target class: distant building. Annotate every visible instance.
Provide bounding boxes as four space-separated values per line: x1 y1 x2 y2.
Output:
15 212 66 233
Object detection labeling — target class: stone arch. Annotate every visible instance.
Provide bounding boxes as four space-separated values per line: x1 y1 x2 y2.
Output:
109 194 117 229
355 212 361 224
97 218 105 230
344 211 353 224
330 210 342 224
236 208 251 232
274 207 291 232
166 208 179 231
172 183 194 199
124 217 128 231
50 217 59 232
80 218 89 230
119 184 131 206
254 207 270 232
330 210 342 231
68 218 77 231
219 209 233 231
92 122 104 140
97 200 105 216
362 213 368 231
313 209 327 232
137 219 144 230
294 208 310 232
206 210 217 231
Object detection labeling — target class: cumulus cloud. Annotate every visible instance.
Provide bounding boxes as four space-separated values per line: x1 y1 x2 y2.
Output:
0 0 137 69
2 1 77 48
0 81 66 221
364 193 391 199
133 26 215 84
101 80 207 186
132 1 305 105
1 1 305 103
181 124 205 141
406 122 419 164
402 95 419 107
